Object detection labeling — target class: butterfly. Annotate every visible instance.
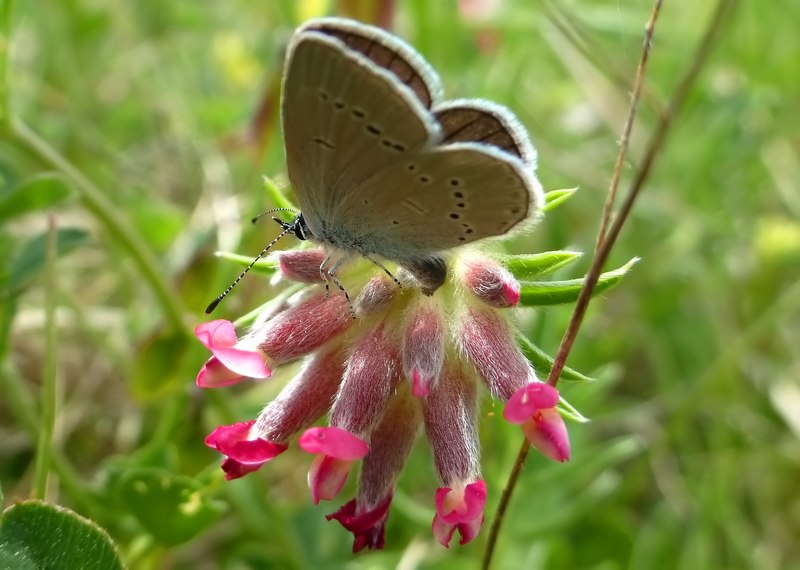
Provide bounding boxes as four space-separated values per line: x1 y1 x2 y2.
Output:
205 18 542 315
280 17 543 295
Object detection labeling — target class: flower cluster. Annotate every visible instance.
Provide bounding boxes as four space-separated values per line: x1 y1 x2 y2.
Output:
196 249 570 551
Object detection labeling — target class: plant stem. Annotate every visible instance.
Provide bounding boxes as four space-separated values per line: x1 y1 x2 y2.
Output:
9 118 189 334
482 0 736 566
33 214 58 499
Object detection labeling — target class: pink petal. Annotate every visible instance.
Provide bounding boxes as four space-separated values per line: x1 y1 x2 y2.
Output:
455 516 484 545
194 320 238 349
326 493 393 552
278 249 326 283
308 454 352 504
411 368 432 397
196 356 245 388
503 382 560 424
522 408 571 462
432 513 458 548
205 421 288 479
298 427 369 460
434 480 487 525
210 346 270 379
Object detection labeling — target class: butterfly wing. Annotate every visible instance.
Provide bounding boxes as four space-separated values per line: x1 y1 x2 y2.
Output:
281 19 443 235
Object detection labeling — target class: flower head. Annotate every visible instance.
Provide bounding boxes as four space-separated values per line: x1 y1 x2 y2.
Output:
195 248 572 550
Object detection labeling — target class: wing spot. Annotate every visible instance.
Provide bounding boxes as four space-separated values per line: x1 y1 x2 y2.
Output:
363 199 369 205
407 164 418 171
312 137 335 150
318 91 329 101
381 139 393 147
419 175 430 183
458 237 466 242
449 213 460 220
510 207 521 214
392 220 400 225
456 202 466 208
449 179 462 187
334 101 345 110
366 124 381 135
466 228 474 234
392 143 406 152
351 108 365 119
453 191 464 198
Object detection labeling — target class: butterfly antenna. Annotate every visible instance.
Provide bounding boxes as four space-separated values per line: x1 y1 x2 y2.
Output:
204 223 295 314
251 207 300 225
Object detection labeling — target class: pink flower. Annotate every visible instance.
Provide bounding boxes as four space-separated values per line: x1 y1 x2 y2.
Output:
504 382 571 462
195 248 575 549
204 421 287 480
432 480 487 547
194 320 270 387
326 493 392 552
299 427 369 504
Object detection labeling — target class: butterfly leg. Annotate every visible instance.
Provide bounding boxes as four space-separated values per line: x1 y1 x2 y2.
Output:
319 254 332 298
360 252 402 289
326 257 356 319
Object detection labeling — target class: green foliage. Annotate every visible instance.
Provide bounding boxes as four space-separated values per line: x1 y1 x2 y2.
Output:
1 1 798 569
0 501 124 570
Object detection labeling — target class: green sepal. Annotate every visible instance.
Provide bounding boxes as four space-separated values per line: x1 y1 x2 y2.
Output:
262 175 297 212
518 257 639 307
213 250 278 274
517 334 595 384
503 250 583 280
543 187 578 212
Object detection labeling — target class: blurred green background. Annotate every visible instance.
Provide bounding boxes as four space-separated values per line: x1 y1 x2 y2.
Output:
1 0 798 568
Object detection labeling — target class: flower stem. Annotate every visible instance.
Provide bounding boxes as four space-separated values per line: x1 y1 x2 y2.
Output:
483 0 736 566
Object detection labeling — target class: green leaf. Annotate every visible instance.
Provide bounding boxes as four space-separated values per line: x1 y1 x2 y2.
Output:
0 500 124 570
0 173 71 224
262 175 297 212
518 257 639 307
517 335 595 383
542 187 578 212
213 250 278 274
2 227 91 298
113 467 225 546
503 250 583 280
130 327 191 400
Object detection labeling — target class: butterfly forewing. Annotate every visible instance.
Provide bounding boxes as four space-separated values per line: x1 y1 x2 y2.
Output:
282 31 440 232
301 19 442 109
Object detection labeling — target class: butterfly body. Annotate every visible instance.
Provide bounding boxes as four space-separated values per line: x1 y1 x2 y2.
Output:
281 18 544 295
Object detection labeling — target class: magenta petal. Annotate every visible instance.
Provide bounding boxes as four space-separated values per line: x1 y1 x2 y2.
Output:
456 515 484 545
522 408 571 463
503 382 560 424
196 356 245 388
411 368 432 397
205 421 288 464
435 480 487 524
308 454 352 504
326 494 392 552
211 346 270 378
298 427 369 460
432 513 457 548
194 320 238 349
